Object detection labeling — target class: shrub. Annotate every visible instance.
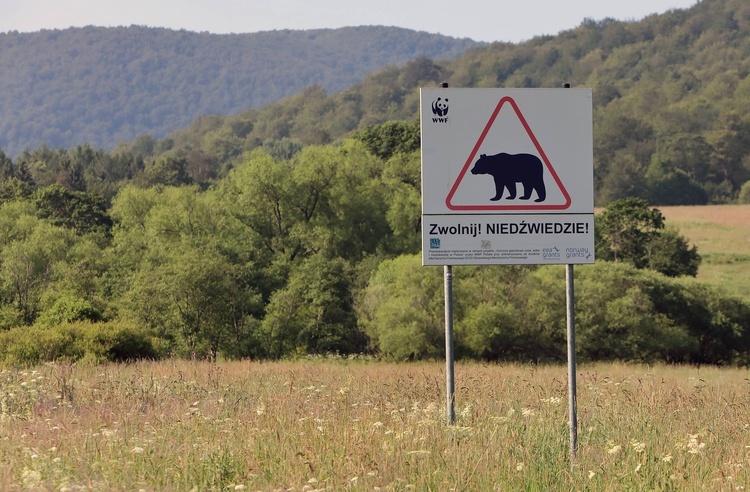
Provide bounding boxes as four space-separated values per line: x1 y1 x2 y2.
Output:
739 180 750 204
0 321 161 367
0 325 83 367
359 257 750 365
37 295 102 327
83 321 161 362
359 254 444 360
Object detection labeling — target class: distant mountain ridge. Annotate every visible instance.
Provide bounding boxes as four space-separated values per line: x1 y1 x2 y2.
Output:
0 25 482 156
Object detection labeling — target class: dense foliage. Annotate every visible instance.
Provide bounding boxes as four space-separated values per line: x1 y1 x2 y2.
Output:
0 26 480 156
0 129 746 366
362 258 750 365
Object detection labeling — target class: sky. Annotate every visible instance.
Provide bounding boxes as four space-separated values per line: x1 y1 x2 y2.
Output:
1 0 701 43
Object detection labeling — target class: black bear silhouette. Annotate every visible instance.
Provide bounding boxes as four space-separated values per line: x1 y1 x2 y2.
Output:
470 152 546 202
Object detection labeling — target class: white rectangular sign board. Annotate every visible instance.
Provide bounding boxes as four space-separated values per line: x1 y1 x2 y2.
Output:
420 88 595 266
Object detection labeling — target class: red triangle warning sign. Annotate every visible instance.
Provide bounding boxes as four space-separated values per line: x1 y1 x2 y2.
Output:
446 96 571 211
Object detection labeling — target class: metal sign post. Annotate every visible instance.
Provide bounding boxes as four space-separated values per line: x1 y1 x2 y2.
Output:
566 263 578 465
444 265 455 425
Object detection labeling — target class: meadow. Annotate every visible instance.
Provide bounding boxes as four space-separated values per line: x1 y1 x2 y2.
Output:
660 204 750 301
2 359 749 491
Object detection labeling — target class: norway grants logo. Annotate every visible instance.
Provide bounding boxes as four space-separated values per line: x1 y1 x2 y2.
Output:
431 97 449 123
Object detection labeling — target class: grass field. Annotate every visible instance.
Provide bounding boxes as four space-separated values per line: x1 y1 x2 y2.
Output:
2 359 750 491
659 204 750 301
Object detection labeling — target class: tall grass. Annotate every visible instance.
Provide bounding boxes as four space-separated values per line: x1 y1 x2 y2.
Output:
1 359 748 490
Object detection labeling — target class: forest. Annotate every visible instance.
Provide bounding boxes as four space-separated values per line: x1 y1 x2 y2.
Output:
0 123 747 366
0 25 480 155
0 0 749 366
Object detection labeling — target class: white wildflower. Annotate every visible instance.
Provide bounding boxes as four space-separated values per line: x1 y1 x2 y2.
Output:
607 444 622 455
631 440 646 453
687 434 706 454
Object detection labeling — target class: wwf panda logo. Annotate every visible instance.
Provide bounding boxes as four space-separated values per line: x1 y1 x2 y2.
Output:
432 97 449 117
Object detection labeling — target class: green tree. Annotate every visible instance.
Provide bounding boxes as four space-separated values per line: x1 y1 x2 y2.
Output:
0 220 75 325
655 133 713 183
645 160 708 206
57 158 87 192
111 184 260 358
322 140 390 261
220 144 388 265
259 254 365 358
575 262 695 362
454 265 534 360
0 150 13 179
0 178 34 204
359 255 444 360
34 184 113 236
160 247 239 359
596 197 664 266
645 227 701 277
354 120 420 161
381 151 422 254
136 156 193 188
596 198 700 277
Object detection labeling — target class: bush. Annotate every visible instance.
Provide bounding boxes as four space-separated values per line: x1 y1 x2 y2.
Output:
0 321 161 367
358 254 444 360
0 325 83 367
359 256 750 365
37 295 102 327
739 180 750 204
83 321 161 362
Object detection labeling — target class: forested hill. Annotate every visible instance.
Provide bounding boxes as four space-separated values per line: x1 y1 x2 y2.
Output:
146 0 750 206
0 25 481 156
4 0 750 206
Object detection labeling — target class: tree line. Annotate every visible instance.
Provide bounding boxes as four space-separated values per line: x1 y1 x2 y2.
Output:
0 124 747 366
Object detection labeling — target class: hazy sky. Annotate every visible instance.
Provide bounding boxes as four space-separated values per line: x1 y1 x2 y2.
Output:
2 0 700 43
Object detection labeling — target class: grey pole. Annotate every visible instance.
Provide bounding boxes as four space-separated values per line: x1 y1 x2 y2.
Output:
439 81 455 427
444 265 455 425
562 82 578 467
566 263 578 466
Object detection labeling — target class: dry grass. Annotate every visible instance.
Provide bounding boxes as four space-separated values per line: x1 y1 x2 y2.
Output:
659 204 750 300
2 359 749 491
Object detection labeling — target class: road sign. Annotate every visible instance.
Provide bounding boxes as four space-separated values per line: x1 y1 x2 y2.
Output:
420 88 594 266
446 96 571 210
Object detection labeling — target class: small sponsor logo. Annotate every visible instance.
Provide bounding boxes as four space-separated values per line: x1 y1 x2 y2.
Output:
542 246 561 260
430 238 441 249
565 247 592 259
431 97 449 123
